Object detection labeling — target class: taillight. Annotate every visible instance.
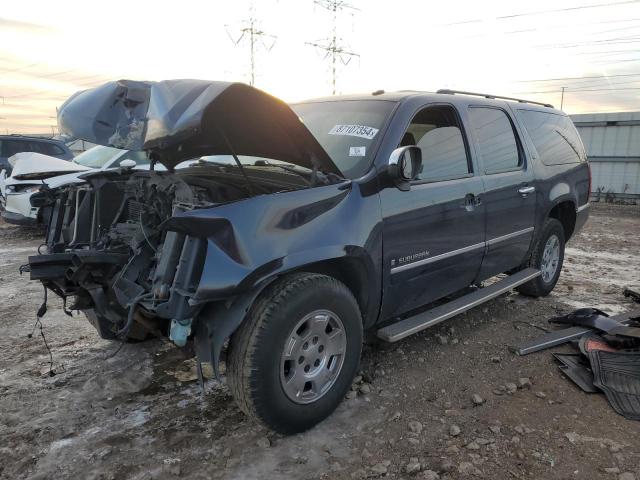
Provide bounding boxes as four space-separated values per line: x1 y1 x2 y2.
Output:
587 162 592 202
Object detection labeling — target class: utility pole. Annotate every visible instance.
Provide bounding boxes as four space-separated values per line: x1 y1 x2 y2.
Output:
227 1 277 86
306 0 360 95
48 116 57 137
560 86 566 110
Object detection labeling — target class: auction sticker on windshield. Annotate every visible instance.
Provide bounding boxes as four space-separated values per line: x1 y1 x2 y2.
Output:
349 146 366 157
329 124 379 140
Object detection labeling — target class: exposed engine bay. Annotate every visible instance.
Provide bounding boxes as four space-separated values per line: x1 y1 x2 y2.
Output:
28 163 312 344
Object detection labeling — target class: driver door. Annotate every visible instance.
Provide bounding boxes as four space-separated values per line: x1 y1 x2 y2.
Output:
379 104 486 319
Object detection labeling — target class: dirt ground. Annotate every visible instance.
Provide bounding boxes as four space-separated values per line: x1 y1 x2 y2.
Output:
1 204 639 480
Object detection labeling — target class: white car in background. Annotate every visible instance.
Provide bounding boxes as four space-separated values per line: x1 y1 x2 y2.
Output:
0 146 149 225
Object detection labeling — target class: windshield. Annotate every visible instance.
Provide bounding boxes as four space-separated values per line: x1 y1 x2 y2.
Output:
73 146 123 168
291 100 396 178
73 146 150 168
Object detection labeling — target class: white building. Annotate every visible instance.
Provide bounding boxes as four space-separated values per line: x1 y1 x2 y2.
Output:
571 112 640 200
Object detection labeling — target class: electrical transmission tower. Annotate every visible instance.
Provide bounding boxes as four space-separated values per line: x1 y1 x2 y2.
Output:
227 2 277 86
306 0 360 95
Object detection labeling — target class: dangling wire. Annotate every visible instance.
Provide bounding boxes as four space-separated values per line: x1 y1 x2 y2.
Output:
27 286 64 376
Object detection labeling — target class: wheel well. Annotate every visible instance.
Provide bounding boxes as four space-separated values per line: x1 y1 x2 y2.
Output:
291 258 371 324
548 201 576 240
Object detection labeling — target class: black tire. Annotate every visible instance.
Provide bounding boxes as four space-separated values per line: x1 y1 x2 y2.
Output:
516 218 565 297
227 272 363 434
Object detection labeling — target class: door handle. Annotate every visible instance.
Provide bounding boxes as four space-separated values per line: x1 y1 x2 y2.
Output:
518 186 535 197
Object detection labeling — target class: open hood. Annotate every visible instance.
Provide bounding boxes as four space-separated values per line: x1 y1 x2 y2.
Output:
9 152 91 181
57 79 341 175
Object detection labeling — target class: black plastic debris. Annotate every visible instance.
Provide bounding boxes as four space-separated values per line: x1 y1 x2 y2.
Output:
553 352 598 393
549 308 640 339
515 307 640 421
580 334 640 421
514 308 640 356
624 287 640 304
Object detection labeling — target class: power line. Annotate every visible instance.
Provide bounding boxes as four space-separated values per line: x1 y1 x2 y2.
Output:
551 78 640 89
499 0 640 19
575 49 640 55
447 0 640 25
503 17 640 35
515 86 640 94
306 0 360 95
226 1 277 86
0 61 41 74
516 72 640 83
536 35 640 49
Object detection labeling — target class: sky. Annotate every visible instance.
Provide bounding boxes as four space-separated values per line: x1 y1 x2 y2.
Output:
1 0 639 134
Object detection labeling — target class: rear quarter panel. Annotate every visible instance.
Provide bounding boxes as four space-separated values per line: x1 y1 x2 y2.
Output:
509 106 591 238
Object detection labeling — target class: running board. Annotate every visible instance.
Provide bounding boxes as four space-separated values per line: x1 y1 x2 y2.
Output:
377 268 541 342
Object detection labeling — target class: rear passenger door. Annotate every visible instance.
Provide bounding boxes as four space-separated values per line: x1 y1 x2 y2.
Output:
465 105 536 279
380 104 486 319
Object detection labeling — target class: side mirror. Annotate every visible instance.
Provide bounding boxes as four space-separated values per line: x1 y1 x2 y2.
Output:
388 146 422 191
120 159 137 169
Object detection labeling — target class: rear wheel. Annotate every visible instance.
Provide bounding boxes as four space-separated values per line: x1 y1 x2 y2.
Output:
227 272 362 434
517 218 565 297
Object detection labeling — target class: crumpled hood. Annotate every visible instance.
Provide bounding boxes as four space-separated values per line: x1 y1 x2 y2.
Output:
57 79 341 175
9 152 90 180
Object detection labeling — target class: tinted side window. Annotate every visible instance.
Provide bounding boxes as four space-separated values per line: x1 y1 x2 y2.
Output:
468 107 521 173
37 142 65 156
402 105 470 182
2 140 32 157
518 110 585 165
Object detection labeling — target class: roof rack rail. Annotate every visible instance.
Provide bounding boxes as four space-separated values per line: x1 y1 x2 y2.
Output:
436 89 554 108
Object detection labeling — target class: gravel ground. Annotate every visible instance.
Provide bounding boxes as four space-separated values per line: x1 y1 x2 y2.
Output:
0 205 639 480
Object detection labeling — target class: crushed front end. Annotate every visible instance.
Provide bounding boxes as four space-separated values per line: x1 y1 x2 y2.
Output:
29 168 220 343
26 78 345 375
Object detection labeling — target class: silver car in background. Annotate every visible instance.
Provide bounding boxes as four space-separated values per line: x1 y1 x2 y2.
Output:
0 146 149 225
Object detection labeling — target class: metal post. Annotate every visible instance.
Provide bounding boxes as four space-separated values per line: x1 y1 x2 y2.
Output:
560 87 566 110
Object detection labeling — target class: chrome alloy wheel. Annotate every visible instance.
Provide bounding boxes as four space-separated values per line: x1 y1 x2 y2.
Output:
541 234 560 283
280 309 347 404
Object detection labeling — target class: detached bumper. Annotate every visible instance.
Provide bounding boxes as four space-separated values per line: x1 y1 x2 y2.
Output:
574 202 590 236
2 210 37 225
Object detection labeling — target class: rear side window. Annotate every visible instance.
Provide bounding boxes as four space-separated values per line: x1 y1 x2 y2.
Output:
402 105 471 182
1 140 32 157
36 142 65 156
468 107 521 173
518 110 585 165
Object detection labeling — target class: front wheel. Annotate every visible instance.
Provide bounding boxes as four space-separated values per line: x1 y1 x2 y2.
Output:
517 218 565 297
227 273 363 434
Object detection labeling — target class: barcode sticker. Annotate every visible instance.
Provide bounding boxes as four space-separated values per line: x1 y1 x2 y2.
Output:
329 124 379 140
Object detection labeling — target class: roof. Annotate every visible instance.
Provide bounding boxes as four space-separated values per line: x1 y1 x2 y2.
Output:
296 89 558 111
0 134 62 143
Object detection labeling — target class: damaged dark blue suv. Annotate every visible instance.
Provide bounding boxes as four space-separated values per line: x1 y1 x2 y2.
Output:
28 80 590 433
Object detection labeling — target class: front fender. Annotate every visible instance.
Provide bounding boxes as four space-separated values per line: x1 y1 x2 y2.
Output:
164 180 383 305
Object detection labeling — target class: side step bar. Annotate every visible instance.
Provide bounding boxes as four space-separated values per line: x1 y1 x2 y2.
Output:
377 268 541 342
